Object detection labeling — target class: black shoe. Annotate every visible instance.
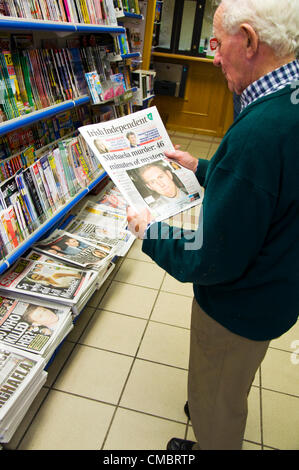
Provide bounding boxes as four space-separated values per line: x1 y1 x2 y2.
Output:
167 437 196 451
184 401 190 420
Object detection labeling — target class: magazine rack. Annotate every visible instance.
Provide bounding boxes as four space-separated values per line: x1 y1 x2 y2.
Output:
0 16 138 276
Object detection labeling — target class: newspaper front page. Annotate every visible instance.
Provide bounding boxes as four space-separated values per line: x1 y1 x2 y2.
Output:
79 107 204 221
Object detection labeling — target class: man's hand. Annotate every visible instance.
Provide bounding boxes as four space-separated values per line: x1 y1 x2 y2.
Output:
164 145 198 173
127 206 153 239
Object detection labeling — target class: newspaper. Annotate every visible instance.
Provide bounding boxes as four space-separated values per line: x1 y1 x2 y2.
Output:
0 296 73 359
0 258 95 308
78 107 204 221
0 344 45 423
33 229 115 270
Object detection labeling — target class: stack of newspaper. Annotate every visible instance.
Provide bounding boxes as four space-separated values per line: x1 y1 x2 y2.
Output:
0 257 99 319
0 295 73 363
0 344 47 443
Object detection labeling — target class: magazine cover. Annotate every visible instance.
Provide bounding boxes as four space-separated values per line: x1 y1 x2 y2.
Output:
78 106 204 221
0 258 92 306
0 296 72 357
33 229 115 270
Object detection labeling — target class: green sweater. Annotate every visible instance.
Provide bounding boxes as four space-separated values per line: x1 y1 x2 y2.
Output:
142 86 299 341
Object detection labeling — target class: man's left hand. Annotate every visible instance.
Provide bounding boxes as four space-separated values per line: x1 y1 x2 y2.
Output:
127 206 153 239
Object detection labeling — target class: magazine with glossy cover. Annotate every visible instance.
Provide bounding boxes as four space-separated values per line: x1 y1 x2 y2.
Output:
78 106 204 222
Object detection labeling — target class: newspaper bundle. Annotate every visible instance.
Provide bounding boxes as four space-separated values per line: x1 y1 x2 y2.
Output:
0 296 73 362
0 258 97 312
79 107 204 222
33 229 115 271
0 344 46 443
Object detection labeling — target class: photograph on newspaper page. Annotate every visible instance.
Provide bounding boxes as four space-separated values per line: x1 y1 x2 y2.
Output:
78 107 204 221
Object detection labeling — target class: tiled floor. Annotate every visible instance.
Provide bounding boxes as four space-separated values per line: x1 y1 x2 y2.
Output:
4 131 299 450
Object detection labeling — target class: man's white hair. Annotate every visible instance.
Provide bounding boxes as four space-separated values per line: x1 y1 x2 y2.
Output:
219 0 299 58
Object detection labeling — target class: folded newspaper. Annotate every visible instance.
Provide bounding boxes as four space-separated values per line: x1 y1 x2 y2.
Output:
33 229 115 271
0 258 97 308
79 107 204 221
0 344 46 443
0 295 73 361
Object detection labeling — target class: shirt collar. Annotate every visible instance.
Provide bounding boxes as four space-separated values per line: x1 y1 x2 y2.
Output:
240 59 299 110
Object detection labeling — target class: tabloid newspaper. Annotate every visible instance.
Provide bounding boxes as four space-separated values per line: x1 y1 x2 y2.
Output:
78 106 204 221
0 344 46 441
64 199 135 257
0 296 73 360
33 229 115 270
0 258 95 308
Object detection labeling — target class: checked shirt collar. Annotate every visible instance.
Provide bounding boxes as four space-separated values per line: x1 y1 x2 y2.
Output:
240 59 299 110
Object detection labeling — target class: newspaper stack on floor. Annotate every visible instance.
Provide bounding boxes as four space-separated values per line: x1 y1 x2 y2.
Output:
0 295 73 363
0 344 46 443
0 258 98 317
79 106 204 222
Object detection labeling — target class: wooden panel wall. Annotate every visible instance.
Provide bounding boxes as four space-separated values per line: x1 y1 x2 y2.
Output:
152 54 234 137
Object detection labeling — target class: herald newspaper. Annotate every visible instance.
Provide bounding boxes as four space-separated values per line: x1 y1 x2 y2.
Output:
79 107 204 222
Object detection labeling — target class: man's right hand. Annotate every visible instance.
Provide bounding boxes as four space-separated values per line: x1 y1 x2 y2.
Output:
164 145 198 173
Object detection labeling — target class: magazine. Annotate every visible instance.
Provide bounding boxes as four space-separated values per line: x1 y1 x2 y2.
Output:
0 296 73 360
78 106 204 221
33 229 115 270
0 258 95 308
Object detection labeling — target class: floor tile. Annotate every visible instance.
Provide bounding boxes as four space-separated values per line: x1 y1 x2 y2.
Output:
103 408 186 450
45 340 76 387
87 278 113 308
19 390 115 450
99 281 158 319
161 273 194 297
151 291 192 329
270 319 299 353
126 238 155 263
68 306 96 342
261 347 299 397
120 359 188 423
114 258 165 289
187 141 211 159
262 389 299 449
207 143 220 159
80 309 147 356
168 137 190 151
137 321 190 369
53 344 133 404
6 388 49 450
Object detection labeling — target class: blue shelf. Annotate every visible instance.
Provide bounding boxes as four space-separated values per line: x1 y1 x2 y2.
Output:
0 171 108 275
123 12 143 19
75 23 125 33
121 52 140 59
0 96 90 137
0 17 125 33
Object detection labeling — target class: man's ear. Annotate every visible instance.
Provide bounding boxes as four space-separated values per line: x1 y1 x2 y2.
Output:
240 23 259 58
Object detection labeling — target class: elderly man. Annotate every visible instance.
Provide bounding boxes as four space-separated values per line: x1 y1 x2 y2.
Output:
127 0 299 450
